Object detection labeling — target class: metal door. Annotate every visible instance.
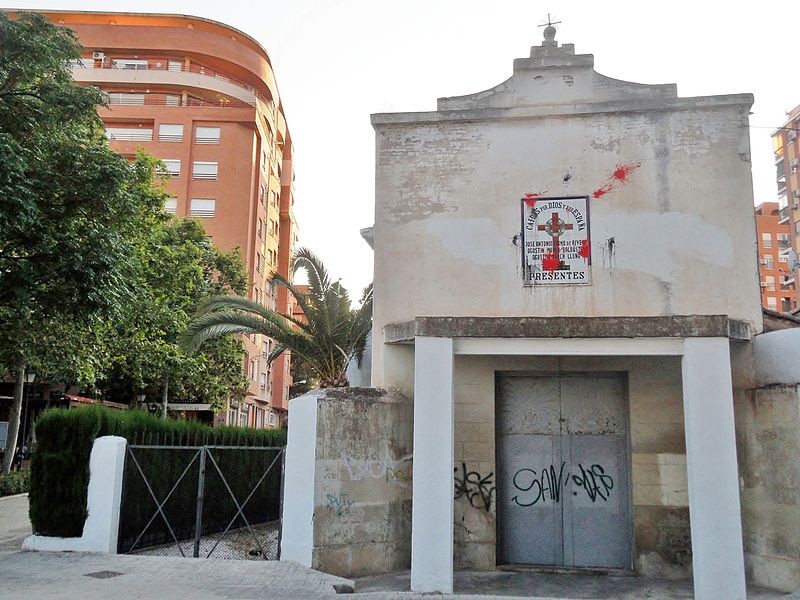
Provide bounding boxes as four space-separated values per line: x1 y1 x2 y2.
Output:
496 373 631 569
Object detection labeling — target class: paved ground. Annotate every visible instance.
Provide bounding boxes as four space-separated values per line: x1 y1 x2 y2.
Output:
0 499 793 599
0 493 32 551
0 551 794 600
355 570 791 599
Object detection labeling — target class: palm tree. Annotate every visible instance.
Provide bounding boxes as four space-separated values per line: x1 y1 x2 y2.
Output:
181 247 372 388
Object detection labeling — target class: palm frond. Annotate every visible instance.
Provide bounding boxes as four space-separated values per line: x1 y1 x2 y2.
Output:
180 311 273 352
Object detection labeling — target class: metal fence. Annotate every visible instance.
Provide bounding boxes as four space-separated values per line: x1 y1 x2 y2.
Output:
118 444 284 560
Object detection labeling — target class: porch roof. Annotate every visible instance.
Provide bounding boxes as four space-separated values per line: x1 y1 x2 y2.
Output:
384 315 752 344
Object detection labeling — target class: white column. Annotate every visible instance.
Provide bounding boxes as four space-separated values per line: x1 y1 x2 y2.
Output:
280 391 320 567
411 336 454 594
681 338 746 600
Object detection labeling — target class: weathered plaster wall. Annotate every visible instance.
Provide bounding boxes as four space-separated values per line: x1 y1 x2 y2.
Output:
451 355 691 577
735 383 800 592
311 389 412 578
370 41 761 388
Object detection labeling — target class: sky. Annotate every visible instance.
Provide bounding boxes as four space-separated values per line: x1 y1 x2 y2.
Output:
5 0 800 294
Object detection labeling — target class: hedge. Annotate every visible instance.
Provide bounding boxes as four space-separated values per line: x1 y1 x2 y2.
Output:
0 469 30 497
29 405 286 538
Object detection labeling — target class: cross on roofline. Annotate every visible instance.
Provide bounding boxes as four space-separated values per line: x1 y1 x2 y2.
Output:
538 13 562 28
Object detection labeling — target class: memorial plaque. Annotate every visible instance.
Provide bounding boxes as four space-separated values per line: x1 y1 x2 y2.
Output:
520 195 591 285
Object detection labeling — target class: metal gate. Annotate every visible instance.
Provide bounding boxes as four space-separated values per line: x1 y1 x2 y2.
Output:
496 373 632 569
118 445 284 560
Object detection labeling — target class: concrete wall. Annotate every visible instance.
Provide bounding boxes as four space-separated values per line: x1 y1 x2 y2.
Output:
306 388 413 578
450 354 691 577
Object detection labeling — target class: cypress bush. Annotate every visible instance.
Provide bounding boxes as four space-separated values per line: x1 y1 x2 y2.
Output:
29 405 286 538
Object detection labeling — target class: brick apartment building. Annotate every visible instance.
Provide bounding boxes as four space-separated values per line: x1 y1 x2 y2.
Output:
772 103 800 309
30 10 299 428
755 202 794 312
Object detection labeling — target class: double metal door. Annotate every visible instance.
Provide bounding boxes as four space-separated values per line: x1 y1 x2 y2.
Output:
496 373 631 569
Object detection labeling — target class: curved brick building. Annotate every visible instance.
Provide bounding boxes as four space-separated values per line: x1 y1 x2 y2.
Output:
33 10 299 428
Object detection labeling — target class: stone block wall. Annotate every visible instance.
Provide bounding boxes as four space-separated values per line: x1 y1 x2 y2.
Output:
311 388 412 578
735 383 800 593
452 355 692 577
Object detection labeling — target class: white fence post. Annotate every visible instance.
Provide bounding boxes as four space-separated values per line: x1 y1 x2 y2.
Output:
24 435 127 553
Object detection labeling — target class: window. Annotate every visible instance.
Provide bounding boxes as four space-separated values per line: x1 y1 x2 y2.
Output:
167 60 182 72
269 413 276 427
195 126 220 144
189 198 215 217
250 359 257 381
158 124 183 142
192 161 218 180
162 159 181 177
163 197 178 214
239 412 247 427
107 92 145 105
105 127 152 142
256 253 264 274
256 409 264 429
762 233 772 248
112 58 148 70
765 275 775 291
762 254 775 270
259 184 267 206
227 408 237 426
257 218 264 239
767 297 777 310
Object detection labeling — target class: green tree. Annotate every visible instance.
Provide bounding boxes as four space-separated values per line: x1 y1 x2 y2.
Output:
0 12 163 472
182 248 373 388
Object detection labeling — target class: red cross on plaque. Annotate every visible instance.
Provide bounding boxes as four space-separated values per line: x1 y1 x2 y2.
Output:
537 212 573 263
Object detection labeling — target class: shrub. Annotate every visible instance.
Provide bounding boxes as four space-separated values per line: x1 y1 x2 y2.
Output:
0 469 30 496
29 405 286 538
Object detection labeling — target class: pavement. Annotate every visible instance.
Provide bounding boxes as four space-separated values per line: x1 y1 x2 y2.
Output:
0 493 32 551
0 495 793 599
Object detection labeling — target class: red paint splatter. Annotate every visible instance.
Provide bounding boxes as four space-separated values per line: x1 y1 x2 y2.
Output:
612 162 641 182
542 253 559 272
522 192 543 207
579 239 591 260
591 162 641 199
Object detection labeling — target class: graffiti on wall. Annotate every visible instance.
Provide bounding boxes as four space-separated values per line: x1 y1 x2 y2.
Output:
454 462 496 511
326 492 354 516
511 461 614 506
340 452 412 485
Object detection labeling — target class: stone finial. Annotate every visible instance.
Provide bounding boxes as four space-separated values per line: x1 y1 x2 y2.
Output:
542 24 557 47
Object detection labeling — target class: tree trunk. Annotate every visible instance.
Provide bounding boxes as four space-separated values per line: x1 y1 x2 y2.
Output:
2 359 26 474
161 374 169 419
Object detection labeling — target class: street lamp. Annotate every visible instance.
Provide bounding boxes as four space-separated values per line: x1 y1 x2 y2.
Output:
18 367 36 468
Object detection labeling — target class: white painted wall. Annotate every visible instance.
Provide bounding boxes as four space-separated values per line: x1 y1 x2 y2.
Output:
24 435 127 553
370 38 762 387
279 391 322 566
754 329 800 386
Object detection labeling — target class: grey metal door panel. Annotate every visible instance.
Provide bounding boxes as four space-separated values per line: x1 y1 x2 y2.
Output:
566 433 631 568
497 373 631 569
497 433 562 565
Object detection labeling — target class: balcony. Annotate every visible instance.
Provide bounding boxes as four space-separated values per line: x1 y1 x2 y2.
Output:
779 206 790 224
71 61 260 107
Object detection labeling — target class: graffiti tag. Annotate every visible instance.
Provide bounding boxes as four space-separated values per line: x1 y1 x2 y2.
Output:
341 452 412 485
511 462 614 506
326 492 354 516
454 462 496 511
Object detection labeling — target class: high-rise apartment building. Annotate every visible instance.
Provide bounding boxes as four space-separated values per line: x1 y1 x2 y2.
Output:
755 202 794 312
772 103 800 309
33 10 298 427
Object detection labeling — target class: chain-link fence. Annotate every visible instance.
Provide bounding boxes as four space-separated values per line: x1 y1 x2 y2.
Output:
118 445 284 560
